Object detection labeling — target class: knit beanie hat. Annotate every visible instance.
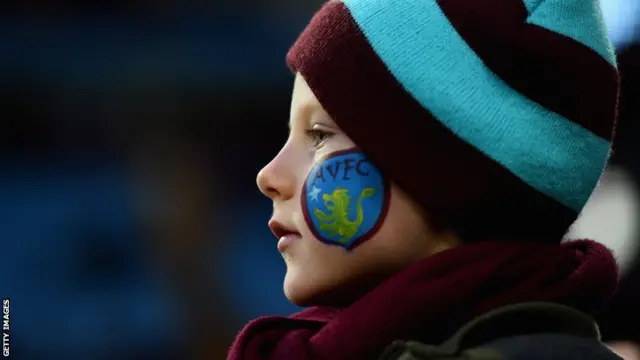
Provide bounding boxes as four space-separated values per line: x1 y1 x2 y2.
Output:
286 0 619 242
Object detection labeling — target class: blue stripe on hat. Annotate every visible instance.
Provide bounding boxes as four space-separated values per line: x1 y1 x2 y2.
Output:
523 0 616 66
341 0 611 211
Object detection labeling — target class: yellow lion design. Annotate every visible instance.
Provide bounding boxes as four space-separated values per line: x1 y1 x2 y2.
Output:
314 187 375 244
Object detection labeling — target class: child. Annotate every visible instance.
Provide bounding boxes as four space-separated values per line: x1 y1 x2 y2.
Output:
228 0 622 359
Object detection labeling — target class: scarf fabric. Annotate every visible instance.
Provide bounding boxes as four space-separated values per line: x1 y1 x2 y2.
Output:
227 240 618 360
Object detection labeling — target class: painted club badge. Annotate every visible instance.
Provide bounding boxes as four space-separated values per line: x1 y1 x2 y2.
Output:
302 149 390 250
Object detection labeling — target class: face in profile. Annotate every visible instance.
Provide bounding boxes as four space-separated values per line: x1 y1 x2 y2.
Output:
256 74 456 306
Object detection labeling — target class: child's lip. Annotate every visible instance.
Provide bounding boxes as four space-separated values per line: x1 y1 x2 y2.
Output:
277 233 302 252
268 219 301 240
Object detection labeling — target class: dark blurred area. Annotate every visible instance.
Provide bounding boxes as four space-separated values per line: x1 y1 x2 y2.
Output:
0 1 638 359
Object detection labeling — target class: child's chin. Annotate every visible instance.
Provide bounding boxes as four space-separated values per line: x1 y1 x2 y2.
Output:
283 271 318 306
282 268 335 306
283 268 359 307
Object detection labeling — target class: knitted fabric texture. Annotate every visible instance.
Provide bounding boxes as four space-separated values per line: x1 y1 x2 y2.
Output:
286 0 619 242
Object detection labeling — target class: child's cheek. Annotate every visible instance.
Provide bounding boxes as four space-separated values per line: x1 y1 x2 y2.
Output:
301 148 391 250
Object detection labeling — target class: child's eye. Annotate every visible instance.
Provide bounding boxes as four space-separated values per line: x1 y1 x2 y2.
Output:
305 129 333 149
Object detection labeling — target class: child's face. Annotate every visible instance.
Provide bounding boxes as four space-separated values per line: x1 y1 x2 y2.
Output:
256 75 456 306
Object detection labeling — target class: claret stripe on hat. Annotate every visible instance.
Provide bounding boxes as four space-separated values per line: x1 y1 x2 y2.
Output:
437 0 618 140
287 0 619 240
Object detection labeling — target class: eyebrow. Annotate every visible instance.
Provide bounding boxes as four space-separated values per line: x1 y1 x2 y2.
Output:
289 102 324 131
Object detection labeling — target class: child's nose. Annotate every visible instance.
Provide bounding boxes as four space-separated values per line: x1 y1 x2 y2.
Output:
256 156 296 201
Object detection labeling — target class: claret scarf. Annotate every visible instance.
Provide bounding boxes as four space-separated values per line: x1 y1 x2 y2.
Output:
228 240 618 360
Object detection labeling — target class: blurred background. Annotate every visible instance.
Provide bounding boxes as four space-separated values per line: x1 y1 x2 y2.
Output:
0 1 638 359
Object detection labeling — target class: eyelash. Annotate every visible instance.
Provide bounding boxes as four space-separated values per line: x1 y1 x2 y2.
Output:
305 129 333 148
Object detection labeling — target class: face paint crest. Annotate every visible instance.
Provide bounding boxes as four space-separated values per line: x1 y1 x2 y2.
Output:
301 148 390 250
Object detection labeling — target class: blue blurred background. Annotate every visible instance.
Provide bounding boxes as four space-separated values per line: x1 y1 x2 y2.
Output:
0 1 639 359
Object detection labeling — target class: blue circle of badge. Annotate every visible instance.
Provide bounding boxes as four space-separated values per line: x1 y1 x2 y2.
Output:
301 149 390 250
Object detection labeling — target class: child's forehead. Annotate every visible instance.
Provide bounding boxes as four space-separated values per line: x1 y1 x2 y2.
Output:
289 78 333 128
291 76 321 111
